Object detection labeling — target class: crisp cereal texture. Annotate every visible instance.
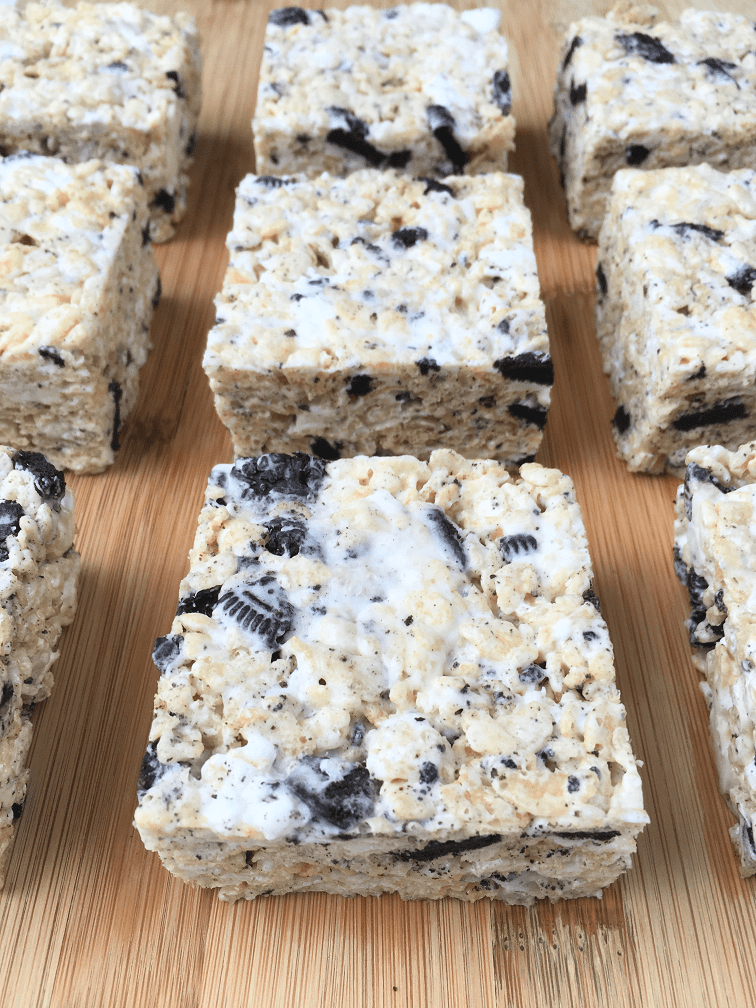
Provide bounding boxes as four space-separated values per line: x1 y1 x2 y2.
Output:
204 169 551 468
254 4 514 179
0 154 160 474
674 442 756 875
549 4 756 241
595 163 756 475
134 450 647 903
0 0 201 242
0 445 78 886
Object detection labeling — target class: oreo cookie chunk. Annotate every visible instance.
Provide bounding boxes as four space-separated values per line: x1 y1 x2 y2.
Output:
674 442 756 876
135 450 645 903
0 445 79 887
204 169 551 468
254 4 514 178
549 7 756 240
594 164 756 474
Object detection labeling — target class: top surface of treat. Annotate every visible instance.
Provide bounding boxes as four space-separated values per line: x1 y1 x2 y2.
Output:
0 0 198 127
142 451 645 844
207 169 545 371
559 7 756 132
602 164 756 372
258 4 510 145
0 154 144 361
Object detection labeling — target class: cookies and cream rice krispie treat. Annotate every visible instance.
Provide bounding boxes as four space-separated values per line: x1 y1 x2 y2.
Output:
204 169 551 468
595 163 756 475
549 5 756 240
0 0 201 242
0 153 160 474
674 442 756 875
0 446 78 886
254 5 514 178
134 450 647 903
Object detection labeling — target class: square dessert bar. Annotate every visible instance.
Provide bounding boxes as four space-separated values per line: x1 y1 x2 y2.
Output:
675 442 756 875
204 169 551 468
595 164 756 475
0 154 160 474
134 450 647 903
0 1 201 242
254 4 514 178
0 446 78 886
549 6 756 240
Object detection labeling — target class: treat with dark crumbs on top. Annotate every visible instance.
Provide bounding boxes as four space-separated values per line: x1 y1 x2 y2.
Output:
254 4 514 178
594 163 756 474
0 446 78 887
0 0 201 242
674 442 756 876
549 5 756 240
134 450 647 903
203 169 551 468
0 155 160 473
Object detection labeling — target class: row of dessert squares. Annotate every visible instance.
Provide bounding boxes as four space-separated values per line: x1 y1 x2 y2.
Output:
0 2 754 476
0 0 755 904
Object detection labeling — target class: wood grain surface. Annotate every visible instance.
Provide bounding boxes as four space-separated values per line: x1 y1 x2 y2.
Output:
1 2 755 1005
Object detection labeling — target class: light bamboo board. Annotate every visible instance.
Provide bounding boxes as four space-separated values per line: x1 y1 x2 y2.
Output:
1 2 755 1005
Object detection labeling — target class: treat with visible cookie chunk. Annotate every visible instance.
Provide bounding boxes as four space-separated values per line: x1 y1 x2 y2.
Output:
0 446 78 886
134 450 647 903
595 163 756 474
674 442 756 875
203 169 551 467
254 4 514 178
0 0 201 242
549 6 756 240
0 154 160 473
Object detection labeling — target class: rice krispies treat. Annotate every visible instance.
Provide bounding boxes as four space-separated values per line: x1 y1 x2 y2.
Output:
673 442 756 875
204 169 551 467
254 5 514 179
595 164 756 475
549 5 756 241
0 446 78 885
134 450 647 903
0 154 160 474
0 0 201 243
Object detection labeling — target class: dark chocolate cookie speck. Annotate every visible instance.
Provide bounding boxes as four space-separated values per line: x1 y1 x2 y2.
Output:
625 144 651 166
310 437 342 461
176 585 222 618
726 264 756 298
500 533 538 562
394 833 502 863
419 177 455 197
507 402 548 429
288 760 378 830
569 81 587 104
218 575 295 649
137 740 169 797
672 397 747 431
39 346 64 367
615 32 675 64
152 634 184 674
699 57 736 83
264 515 308 557
426 104 470 173
0 500 25 561
494 353 554 385
426 507 466 568
416 357 440 376
346 374 375 397
391 227 428 249
230 453 327 501
612 405 631 434
13 451 65 502
151 188 175 214
491 69 511 114
269 7 310 27
562 35 582 71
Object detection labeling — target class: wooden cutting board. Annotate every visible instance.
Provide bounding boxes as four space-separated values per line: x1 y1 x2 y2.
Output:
2 2 756 1005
